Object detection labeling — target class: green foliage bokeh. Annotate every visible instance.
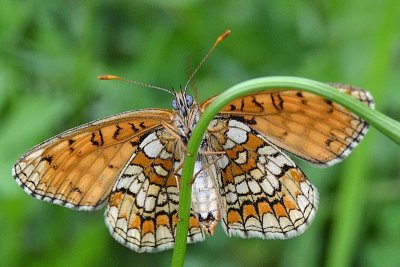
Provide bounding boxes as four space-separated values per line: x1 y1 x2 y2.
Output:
0 1 399 267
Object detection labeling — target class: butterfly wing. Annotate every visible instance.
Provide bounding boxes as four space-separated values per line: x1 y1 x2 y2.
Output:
13 109 172 210
105 128 205 252
205 118 318 238
201 83 374 166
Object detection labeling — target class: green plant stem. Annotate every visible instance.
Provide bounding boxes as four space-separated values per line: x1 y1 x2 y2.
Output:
170 76 400 267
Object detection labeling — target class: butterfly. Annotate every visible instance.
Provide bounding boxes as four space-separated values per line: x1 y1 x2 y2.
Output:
12 31 374 253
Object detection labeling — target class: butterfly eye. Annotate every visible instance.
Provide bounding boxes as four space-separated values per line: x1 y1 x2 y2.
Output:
185 94 194 107
172 99 179 110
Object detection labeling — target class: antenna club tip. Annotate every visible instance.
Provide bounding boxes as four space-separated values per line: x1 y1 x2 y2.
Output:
97 74 121 81
216 29 231 43
223 29 232 36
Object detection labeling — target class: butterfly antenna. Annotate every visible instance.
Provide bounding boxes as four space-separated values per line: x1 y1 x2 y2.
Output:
97 74 174 96
185 54 199 102
183 29 231 94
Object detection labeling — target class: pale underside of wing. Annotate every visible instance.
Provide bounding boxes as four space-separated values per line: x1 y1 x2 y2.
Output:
201 84 374 166
105 128 205 253
206 118 318 239
13 109 172 210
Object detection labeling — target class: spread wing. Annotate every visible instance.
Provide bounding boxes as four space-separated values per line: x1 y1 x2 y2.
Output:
205 118 318 238
105 129 205 252
201 83 374 166
12 109 172 210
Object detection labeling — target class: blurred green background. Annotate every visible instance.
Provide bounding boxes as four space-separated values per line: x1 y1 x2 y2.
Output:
1 1 399 267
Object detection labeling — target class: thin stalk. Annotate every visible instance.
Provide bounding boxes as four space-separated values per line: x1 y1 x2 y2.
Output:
171 76 400 267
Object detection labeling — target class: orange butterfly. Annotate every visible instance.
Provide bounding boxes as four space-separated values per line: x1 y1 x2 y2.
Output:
13 30 374 252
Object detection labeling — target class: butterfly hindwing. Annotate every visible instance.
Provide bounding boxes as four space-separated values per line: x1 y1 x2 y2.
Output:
205 118 318 238
105 128 205 252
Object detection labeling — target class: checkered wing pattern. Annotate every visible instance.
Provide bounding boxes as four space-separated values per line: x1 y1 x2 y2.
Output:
205 118 318 238
12 109 172 210
105 129 205 252
202 84 374 166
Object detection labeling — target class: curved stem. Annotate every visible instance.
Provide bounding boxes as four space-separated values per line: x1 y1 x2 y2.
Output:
171 76 400 267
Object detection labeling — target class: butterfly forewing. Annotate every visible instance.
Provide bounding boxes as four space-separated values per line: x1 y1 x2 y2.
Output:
13 109 172 210
202 84 374 166
205 118 318 238
105 128 205 252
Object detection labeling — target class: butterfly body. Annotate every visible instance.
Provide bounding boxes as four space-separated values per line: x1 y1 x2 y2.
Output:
171 91 221 235
191 158 221 235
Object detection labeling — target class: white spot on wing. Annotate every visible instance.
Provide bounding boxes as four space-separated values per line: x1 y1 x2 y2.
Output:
228 120 250 131
236 181 249 194
227 128 247 144
234 151 247 164
247 180 261 194
124 164 143 176
218 155 229 169
258 145 277 156
144 196 156 212
154 165 168 177
266 161 282 175
140 133 163 158
259 179 274 195
139 133 157 148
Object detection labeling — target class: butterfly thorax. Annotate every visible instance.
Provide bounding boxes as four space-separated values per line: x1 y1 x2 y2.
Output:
172 91 221 236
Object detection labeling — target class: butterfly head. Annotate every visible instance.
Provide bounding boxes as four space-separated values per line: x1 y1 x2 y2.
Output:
172 91 195 117
171 91 200 139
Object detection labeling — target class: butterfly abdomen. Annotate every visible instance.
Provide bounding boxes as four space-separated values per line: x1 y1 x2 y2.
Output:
191 159 220 236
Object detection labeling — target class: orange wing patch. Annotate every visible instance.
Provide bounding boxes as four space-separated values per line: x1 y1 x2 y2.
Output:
202 83 374 166
13 109 172 210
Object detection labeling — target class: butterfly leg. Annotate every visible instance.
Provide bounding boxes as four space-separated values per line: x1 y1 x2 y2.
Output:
199 150 226 156
171 160 185 190
161 121 188 148
174 174 181 190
